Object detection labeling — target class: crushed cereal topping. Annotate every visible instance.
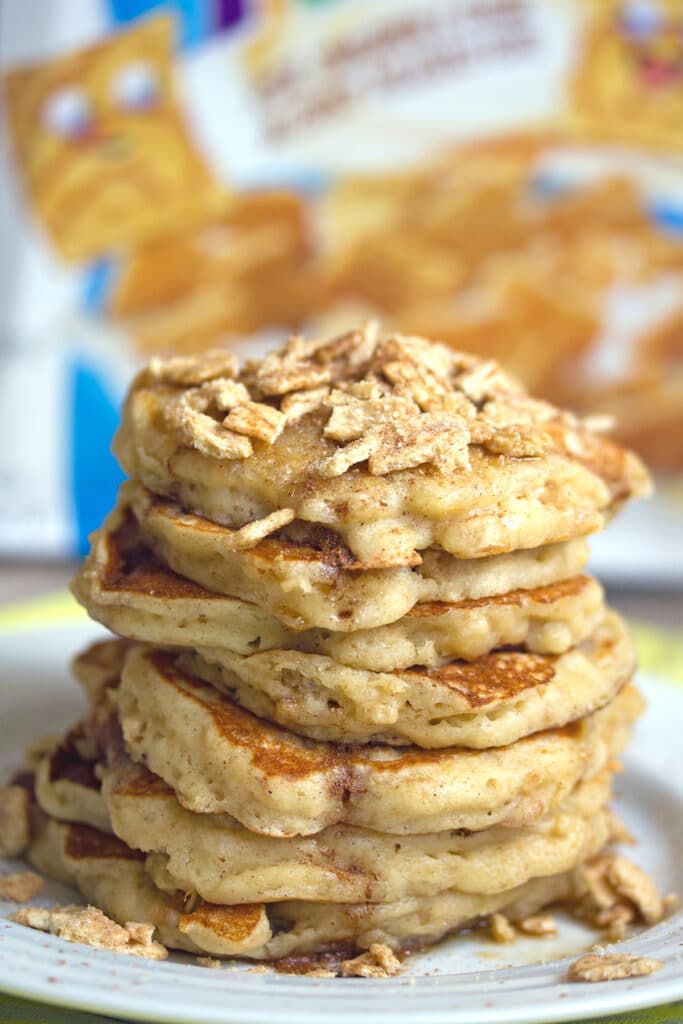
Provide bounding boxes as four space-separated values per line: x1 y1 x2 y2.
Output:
280 386 331 422
223 401 286 444
148 350 239 386
133 324 608 479
168 383 253 460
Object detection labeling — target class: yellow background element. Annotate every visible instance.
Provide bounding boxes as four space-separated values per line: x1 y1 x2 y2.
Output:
571 0 683 151
2 15 225 262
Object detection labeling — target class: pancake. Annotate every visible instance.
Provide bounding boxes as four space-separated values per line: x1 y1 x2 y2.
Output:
73 503 603 666
117 482 592 632
114 330 650 565
15 329 655 963
104 755 612 906
29 807 585 959
34 735 612 906
301 575 605 669
188 610 634 748
28 810 241 956
115 643 642 837
33 725 111 835
72 503 293 651
71 638 134 705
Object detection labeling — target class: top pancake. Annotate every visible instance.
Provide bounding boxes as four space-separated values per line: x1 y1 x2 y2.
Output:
114 327 651 564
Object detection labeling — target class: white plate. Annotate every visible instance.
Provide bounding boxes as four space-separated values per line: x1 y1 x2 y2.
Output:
1 618 683 1024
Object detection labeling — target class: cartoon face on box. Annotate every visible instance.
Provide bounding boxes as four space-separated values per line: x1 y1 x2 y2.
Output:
3 15 222 262
616 0 683 87
574 0 683 143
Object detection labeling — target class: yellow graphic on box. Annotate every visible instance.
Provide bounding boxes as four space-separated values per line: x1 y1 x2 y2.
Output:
573 0 683 148
2 15 225 262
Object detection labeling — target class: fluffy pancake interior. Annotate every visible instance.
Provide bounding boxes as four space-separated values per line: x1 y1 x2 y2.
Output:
112 642 643 838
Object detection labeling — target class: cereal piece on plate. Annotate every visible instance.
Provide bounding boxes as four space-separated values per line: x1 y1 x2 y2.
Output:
602 915 629 944
0 785 31 857
10 904 167 960
489 912 517 943
0 871 44 902
575 855 663 928
339 943 401 978
568 952 663 983
606 857 664 925
518 914 557 937
663 893 680 917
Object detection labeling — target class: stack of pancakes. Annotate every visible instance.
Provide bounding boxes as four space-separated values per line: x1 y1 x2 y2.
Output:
30 327 651 961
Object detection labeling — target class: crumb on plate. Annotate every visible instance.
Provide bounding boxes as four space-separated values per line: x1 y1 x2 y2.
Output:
196 956 221 969
0 871 44 903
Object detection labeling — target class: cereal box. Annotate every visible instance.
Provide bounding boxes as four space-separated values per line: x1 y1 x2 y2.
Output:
1 0 682 577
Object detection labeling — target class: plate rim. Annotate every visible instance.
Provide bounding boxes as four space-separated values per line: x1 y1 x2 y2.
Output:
1 925 683 1024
